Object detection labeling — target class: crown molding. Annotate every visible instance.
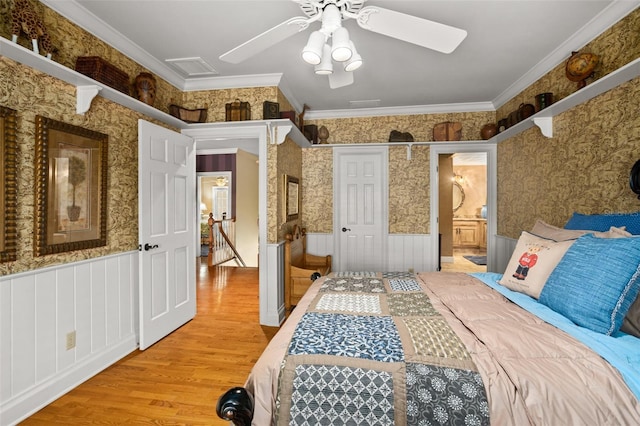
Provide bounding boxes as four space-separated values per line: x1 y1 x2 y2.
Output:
492 0 640 109
304 102 496 120
182 73 283 92
42 0 639 117
40 0 187 89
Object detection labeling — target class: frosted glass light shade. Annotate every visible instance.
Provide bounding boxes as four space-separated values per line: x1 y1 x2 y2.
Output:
343 41 362 71
302 31 325 65
315 44 333 75
331 27 352 62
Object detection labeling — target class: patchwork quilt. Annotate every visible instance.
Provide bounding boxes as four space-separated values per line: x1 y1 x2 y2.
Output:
275 274 490 425
245 272 640 425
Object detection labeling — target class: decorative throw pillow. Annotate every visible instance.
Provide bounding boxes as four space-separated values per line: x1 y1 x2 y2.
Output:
539 234 640 335
564 211 640 235
531 219 631 241
621 295 640 338
498 232 575 299
530 220 587 241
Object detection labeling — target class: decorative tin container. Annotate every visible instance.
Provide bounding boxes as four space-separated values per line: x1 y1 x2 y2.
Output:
225 100 251 121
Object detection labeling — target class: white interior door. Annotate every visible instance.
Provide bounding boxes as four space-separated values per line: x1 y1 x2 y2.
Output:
138 120 196 350
334 147 388 271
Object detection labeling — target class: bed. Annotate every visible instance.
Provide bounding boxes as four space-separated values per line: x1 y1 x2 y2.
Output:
217 215 640 425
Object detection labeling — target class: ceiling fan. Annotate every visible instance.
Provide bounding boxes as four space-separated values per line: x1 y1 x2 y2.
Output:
219 0 467 88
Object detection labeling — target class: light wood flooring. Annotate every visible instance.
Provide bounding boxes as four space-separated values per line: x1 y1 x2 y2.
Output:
21 260 276 425
440 249 488 273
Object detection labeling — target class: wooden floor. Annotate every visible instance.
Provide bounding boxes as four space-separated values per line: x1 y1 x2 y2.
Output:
440 248 488 273
21 259 276 425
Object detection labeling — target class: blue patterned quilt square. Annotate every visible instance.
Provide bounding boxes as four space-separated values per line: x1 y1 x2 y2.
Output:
388 278 422 291
290 364 394 425
288 313 404 362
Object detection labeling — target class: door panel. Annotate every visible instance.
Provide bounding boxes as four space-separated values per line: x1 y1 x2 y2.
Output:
138 120 195 350
336 148 387 271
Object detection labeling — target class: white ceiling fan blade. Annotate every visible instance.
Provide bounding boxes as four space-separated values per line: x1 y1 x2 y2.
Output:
328 67 354 89
219 16 310 63
356 6 467 54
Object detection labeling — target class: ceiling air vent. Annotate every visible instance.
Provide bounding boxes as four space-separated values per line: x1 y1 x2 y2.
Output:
165 57 218 77
349 99 381 108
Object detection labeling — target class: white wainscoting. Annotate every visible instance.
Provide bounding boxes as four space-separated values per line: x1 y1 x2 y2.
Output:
493 234 518 273
0 251 139 425
388 234 436 272
307 233 517 274
306 233 437 273
264 242 285 326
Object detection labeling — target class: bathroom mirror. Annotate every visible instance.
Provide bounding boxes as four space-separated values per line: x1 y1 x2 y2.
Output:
452 181 465 212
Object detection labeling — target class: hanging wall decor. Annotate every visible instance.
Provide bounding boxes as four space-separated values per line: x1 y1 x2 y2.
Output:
0 105 17 262
34 116 108 256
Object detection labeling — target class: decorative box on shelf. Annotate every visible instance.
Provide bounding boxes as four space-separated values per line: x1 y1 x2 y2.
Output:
280 110 298 126
303 124 318 144
75 56 130 95
433 121 462 141
263 101 280 119
169 104 208 123
225 99 251 121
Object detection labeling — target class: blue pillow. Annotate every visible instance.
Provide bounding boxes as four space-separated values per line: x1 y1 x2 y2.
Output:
539 234 640 335
564 211 640 235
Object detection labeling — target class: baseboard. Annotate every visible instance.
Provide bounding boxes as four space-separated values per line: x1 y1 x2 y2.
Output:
441 256 454 264
2 335 137 425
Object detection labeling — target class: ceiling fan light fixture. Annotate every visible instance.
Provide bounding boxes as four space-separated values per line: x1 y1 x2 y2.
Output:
343 41 362 72
315 44 333 75
331 27 352 62
302 30 325 65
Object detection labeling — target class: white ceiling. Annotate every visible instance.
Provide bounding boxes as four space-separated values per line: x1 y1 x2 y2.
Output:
42 0 638 119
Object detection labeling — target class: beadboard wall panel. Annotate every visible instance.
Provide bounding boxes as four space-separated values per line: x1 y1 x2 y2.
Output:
306 233 437 273
0 252 138 425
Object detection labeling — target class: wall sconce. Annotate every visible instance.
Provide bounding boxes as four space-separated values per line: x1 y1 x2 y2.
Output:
453 173 465 185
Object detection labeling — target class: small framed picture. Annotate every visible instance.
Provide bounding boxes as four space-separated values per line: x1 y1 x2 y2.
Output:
285 175 299 222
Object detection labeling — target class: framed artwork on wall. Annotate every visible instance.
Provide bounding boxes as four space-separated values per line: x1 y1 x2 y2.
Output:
285 174 299 222
0 105 17 263
34 116 109 256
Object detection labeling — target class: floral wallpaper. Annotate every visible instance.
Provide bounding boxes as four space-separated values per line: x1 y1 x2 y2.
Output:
498 76 640 238
302 111 495 234
0 57 141 275
182 86 279 122
497 7 640 238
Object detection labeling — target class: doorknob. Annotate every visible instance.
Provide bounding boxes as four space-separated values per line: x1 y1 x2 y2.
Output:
341 227 351 232
144 243 159 251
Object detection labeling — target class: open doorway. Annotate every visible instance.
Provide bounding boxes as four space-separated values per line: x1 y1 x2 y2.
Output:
439 152 487 272
196 150 259 267
430 143 496 273
198 172 232 256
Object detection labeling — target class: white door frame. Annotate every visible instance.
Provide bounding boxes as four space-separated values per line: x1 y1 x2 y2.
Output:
430 143 498 272
182 124 279 325
333 146 389 272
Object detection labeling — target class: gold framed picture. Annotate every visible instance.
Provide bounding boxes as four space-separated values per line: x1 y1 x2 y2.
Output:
34 116 108 256
0 106 17 262
285 175 299 222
